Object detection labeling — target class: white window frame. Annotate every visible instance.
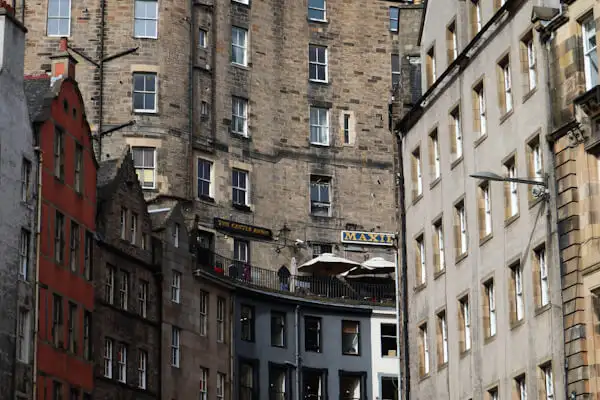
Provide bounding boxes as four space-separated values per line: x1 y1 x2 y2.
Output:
475 1 482 33
197 158 214 199
199 291 208 336
138 281 148 318
231 26 248 67
19 229 30 280
199 28 208 48
582 16 598 91
462 299 471 351
483 185 492 236
487 281 497 337
390 7 399 32
532 142 543 179
415 152 423 196
47 0 71 37
440 313 448 364
119 271 129 310
417 237 426 285
539 248 549 306
517 376 526 400
503 62 513 112
515 265 524 321
309 107 330 146
217 372 225 400
310 176 332 217
200 367 208 400
104 338 113 378
132 73 158 113
421 325 429 374
435 222 445 271
133 0 158 39
458 204 467 254
527 38 537 90
232 169 249 206
217 297 225 343
508 162 519 216
453 111 462 159
117 344 127 383
451 24 458 60
308 0 327 22
232 96 249 136
17 309 30 362
309 45 328 83
171 270 181 303
234 239 249 263
432 134 441 179
477 86 487 136
171 327 180 367
543 365 554 400
138 350 147 389
132 146 157 190
21 159 31 203
233 0 249 4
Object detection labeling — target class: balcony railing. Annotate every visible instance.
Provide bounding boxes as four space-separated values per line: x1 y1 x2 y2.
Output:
194 249 395 305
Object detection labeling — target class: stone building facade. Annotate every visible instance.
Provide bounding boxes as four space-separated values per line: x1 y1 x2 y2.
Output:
395 0 565 398
18 0 422 273
0 2 37 397
93 151 161 399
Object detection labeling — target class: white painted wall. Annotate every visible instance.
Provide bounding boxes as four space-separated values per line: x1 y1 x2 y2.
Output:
370 308 400 400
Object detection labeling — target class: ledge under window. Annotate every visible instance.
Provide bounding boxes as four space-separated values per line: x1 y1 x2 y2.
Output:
198 195 215 204
232 203 252 212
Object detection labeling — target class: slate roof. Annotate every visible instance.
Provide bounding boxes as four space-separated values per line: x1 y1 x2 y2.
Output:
23 76 52 123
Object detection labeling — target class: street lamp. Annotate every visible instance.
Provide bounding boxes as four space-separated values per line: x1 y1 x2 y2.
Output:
469 171 549 199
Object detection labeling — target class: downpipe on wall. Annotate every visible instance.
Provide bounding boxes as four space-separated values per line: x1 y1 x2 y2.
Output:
31 146 43 400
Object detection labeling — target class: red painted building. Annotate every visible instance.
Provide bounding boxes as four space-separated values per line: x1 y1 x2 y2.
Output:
25 38 97 399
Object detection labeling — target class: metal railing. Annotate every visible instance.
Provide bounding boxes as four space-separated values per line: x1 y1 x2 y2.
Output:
194 249 395 305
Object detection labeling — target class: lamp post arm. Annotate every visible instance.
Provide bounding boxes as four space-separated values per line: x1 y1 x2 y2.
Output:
504 176 548 187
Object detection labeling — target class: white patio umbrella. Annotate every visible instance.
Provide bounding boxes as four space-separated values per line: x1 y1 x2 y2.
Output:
341 257 396 279
297 253 361 275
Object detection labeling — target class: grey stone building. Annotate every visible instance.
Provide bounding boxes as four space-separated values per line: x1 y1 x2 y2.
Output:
0 2 37 397
93 150 161 399
19 0 423 273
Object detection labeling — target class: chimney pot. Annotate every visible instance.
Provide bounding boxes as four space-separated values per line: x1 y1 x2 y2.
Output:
0 0 15 16
59 37 68 51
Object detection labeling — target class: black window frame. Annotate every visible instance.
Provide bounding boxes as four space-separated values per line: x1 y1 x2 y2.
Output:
301 367 328 400
304 316 322 353
268 361 291 400
341 320 361 356
339 370 367 400
271 311 287 348
241 304 255 342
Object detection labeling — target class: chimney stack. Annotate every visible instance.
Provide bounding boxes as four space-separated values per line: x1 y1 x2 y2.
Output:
50 37 77 80
0 0 26 83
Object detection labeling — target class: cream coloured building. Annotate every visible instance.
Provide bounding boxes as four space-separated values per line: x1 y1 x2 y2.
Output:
395 0 566 398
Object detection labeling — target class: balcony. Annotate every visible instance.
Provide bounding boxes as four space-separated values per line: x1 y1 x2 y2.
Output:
194 250 395 306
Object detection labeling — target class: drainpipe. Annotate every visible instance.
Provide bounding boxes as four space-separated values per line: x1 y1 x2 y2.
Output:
393 244 402 400
31 145 43 400
231 294 236 400
156 266 163 399
295 305 301 400
187 0 194 199
97 0 106 158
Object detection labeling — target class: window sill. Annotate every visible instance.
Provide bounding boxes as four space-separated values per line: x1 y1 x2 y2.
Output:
535 303 551 316
504 213 519 228
232 0 250 6
231 62 250 70
450 155 463 170
198 195 215 204
414 282 426 293
307 18 329 25
342 352 361 357
455 251 468 265
412 193 423 205
132 35 158 40
241 338 255 343
231 132 251 141
510 319 525 331
479 233 493 247
309 142 330 147
309 79 329 85
459 349 471 359
418 373 430 382
522 87 537 104
232 203 252 213
437 362 448 372
483 334 496 345
271 344 286 348
429 177 441 190
433 268 445 280
305 349 321 353
310 213 333 220
474 133 488 148
499 109 514 125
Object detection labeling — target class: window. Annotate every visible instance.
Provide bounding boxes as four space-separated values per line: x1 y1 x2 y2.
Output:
426 46 436 87
470 0 482 37
523 34 537 90
199 290 208 336
217 372 225 400
310 176 331 217
233 0 249 4
171 270 181 303
70 387 79 400
197 159 213 198
52 294 64 347
132 146 156 189
119 270 129 310
74 144 82 193
231 96 249 136
241 305 255 341
474 83 487 136
381 377 398 400
217 297 225 343
309 106 330 145
302 369 325 400
130 213 138 244
104 338 113 378
478 183 492 238
240 362 255 400
55 211 65 264
68 222 80 273
132 73 157 113
234 239 249 263
17 309 30 362
305 316 321 352
459 296 471 352
138 280 148 317
455 201 467 256
412 147 423 198
138 350 147 389
105 265 115 304
199 367 208 400
447 21 458 63
418 323 429 376
19 229 30 280
21 158 31 202
528 138 543 200
536 247 549 307
171 327 181 367
67 302 77 353
343 113 350 144
340 373 363 400
201 101 209 118
488 387 498 400
505 157 519 218
499 57 513 113
269 365 287 400
342 320 360 355
47 0 71 37
232 169 249 206
515 375 526 400
83 311 91 360
309 45 328 82
120 208 127 239
83 232 92 280
415 235 426 285
582 16 598 90
450 107 462 160
484 280 497 337
312 243 332 258
53 381 63 400
199 28 207 48
231 26 248 66
391 54 401 86
511 262 524 323
173 223 180 248
271 311 286 347
433 220 445 273
542 364 554 400
390 7 399 32
429 129 441 180
437 311 448 365
134 0 158 38
308 0 326 21
54 127 64 179
381 323 397 357
117 343 127 383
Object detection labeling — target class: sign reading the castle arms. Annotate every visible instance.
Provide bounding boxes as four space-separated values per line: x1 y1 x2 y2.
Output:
340 230 395 246
213 218 274 240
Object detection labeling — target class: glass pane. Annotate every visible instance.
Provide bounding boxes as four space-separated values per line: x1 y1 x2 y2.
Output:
58 19 69 35
317 66 325 81
308 9 324 20
145 75 155 92
309 64 317 80
134 20 145 36
133 149 143 166
316 47 325 62
391 20 399 31
320 184 329 201
391 54 400 72
390 7 399 20
310 126 320 143
232 171 239 187
58 0 70 17
310 184 319 201
146 1 157 19
48 0 59 17
309 46 317 62
133 75 145 91
142 169 154 185
146 21 157 38
310 107 318 123
47 19 59 35
308 0 324 7
144 93 155 110
239 173 246 189
143 149 154 167
133 93 144 110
